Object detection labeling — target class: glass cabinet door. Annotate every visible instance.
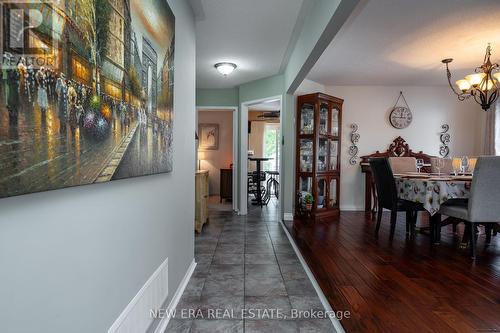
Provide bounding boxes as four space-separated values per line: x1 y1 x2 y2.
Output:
331 107 340 136
317 178 327 209
299 176 313 194
329 140 338 171
317 138 327 172
300 104 314 135
328 178 338 208
299 139 313 172
319 103 328 135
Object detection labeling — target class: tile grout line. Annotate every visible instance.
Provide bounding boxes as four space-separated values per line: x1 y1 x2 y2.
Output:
266 221 295 318
191 216 223 333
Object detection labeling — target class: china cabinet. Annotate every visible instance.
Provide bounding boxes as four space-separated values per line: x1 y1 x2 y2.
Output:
295 93 343 221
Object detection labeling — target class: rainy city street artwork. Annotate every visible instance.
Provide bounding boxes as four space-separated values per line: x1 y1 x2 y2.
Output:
0 0 175 198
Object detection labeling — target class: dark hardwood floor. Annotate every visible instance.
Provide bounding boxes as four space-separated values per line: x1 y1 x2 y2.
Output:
285 212 500 333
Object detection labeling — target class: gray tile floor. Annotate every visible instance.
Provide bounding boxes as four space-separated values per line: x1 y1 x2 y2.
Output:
165 201 335 332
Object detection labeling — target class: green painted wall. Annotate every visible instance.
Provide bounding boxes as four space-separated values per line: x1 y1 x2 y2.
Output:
196 88 239 107
281 93 296 216
238 75 284 103
285 0 359 93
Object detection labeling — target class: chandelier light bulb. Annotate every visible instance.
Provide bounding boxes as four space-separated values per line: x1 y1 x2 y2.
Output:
465 73 486 87
480 79 496 91
455 79 471 92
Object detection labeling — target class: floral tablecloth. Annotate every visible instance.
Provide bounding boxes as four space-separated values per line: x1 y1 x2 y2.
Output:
396 177 472 215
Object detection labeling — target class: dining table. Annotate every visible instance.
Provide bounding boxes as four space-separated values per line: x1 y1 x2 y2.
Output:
248 157 273 207
395 172 473 244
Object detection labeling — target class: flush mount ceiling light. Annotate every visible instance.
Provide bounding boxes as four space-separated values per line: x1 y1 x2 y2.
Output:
442 44 500 111
215 62 237 76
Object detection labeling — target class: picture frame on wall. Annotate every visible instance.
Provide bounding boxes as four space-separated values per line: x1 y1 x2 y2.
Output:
198 123 219 150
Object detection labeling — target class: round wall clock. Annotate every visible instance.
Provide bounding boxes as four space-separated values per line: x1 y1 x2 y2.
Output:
389 106 413 129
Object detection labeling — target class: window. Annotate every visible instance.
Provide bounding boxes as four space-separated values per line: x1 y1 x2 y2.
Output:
263 123 280 171
71 56 90 84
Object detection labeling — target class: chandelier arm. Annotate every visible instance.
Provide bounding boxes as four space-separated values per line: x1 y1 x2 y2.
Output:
487 89 499 107
472 91 484 106
444 62 467 98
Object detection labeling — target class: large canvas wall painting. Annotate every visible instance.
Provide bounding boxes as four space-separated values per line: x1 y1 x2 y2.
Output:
0 0 175 199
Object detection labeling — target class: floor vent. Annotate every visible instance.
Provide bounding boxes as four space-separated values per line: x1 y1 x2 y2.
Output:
108 258 168 333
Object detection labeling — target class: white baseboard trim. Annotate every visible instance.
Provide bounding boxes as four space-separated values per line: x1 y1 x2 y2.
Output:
154 259 196 333
283 213 294 221
340 205 364 211
108 258 169 333
279 221 346 333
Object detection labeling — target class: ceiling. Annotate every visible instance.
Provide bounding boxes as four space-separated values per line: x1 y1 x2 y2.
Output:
190 0 307 89
307 0 500 86
248 99 281 111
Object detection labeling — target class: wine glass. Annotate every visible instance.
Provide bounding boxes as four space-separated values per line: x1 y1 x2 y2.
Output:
436 158 445 176
452 157 461 176
416 159 424 173
460 156 470 174
469 158 477 175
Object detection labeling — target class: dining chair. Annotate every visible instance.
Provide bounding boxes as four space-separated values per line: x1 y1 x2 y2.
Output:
438 156 500 259
369 158 424 240
388 157 417 174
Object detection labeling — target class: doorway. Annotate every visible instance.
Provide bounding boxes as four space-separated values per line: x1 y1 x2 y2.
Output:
240 96 283 218
196 107 238 212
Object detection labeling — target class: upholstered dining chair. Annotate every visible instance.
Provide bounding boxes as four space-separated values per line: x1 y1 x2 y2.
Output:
388 157 417 174
369 158 424 240
438 156 500 259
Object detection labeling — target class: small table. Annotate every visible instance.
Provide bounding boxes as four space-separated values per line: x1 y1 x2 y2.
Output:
248 157 273 207
396 174 472 244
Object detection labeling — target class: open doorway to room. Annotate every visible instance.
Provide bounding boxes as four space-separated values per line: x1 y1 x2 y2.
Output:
242 97 282 218
197 108 237 212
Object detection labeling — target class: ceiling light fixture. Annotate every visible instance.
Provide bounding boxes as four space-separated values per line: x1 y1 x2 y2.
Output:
442 44 499 111
215 62 237 76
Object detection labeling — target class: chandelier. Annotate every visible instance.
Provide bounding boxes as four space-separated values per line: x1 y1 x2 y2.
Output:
442 44 500 111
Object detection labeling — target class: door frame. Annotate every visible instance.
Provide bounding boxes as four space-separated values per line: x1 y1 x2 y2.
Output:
240 95 283 216
196 106 238 213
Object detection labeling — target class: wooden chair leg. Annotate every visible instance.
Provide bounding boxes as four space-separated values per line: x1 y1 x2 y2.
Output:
429 213 442 244
469 223 477 259
485 224 492 245
405 211 412 236
375 204 382 237
389 210 397 240
411 211 418 239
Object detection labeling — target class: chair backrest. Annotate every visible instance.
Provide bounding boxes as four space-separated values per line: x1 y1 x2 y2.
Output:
370 158 398 210
388 157 417 174
430 158 453 174
468 156 500 223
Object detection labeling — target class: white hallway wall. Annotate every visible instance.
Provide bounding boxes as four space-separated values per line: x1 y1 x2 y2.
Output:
0 1 196 332
326 85 484 211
